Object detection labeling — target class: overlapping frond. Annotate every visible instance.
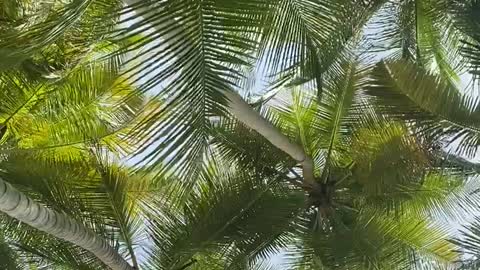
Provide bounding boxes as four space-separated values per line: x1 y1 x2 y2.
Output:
0 55 148 164
271 60 372 178
448 0 480 78
0 232 22 270
367 0 417 60
256 0 383 97
1 1 479 269
210 110 294 178
366 60 480 157
399 174 480 221
414 0 463 83
349 122 429 206
87 151 148 269
0 0 122 72
0 213 106 269
0 151 158 269
348 120 480 221
367 0 464 84
112 0 268 178
288 208 457 269
143 166 304 270
453 217 480 269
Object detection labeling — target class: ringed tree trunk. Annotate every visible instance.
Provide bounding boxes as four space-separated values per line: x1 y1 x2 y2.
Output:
124 0 317 188
0 178 134 270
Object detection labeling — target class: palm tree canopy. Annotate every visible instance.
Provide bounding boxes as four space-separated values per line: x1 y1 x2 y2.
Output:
1 0 480 270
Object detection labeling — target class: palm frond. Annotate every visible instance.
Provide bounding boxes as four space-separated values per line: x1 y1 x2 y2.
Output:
453 217 480 268
448 0 480 78
415 0 463 84
143 166 304 270
210 111 294 178
113 0 267 178
88 150 146 269
0 56 148 164
0 232 22 270
1 215 106 269
349 122 429 205
256 0 382 95
290 208 457 269
399 173 480 221
0 152 158 269
271 60 372 179
0 0 121 71
367 0 464 84
366 60 480 157
367 0 417 60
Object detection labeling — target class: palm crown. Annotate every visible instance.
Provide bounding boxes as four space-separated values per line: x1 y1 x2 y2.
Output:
1 0 480 269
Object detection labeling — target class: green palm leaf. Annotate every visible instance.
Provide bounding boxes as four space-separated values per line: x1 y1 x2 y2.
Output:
0 0 121 71
448 0 480 78
368 0 464 84
290 209 457 269
366 60 480 157
143 166 304 269
115 0 264 178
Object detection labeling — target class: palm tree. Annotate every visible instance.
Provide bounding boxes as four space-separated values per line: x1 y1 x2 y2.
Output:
0 25 151 268
0 152 154 270
0 116 476 269
110 0 480 185
203 64 480 269
0 58 476 269
1 0 480 269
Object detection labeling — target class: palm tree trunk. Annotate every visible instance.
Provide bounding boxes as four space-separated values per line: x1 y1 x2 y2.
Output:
124 0 317 187
0 178 134 270
223 91 316 186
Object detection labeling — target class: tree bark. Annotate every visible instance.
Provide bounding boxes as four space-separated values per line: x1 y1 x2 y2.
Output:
0 178 134 270
124 0 317 188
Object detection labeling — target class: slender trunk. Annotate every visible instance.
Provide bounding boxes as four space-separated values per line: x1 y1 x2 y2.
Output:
223 91 316 187
0 178 134 270
124 0 317 187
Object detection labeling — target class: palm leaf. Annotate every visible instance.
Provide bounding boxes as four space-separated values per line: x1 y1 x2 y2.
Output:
290 208 457 269
0 0 122 71
271 60 372 180
453 216 480 268
448 0 480 78
210 111 294 178
0 215 106 269
366 60 480 157
0 232 22 270
143 166 304 269
367 0 464 84
349 122 429 205
113 0 266 178
256 0 382 95
0 56 149 163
